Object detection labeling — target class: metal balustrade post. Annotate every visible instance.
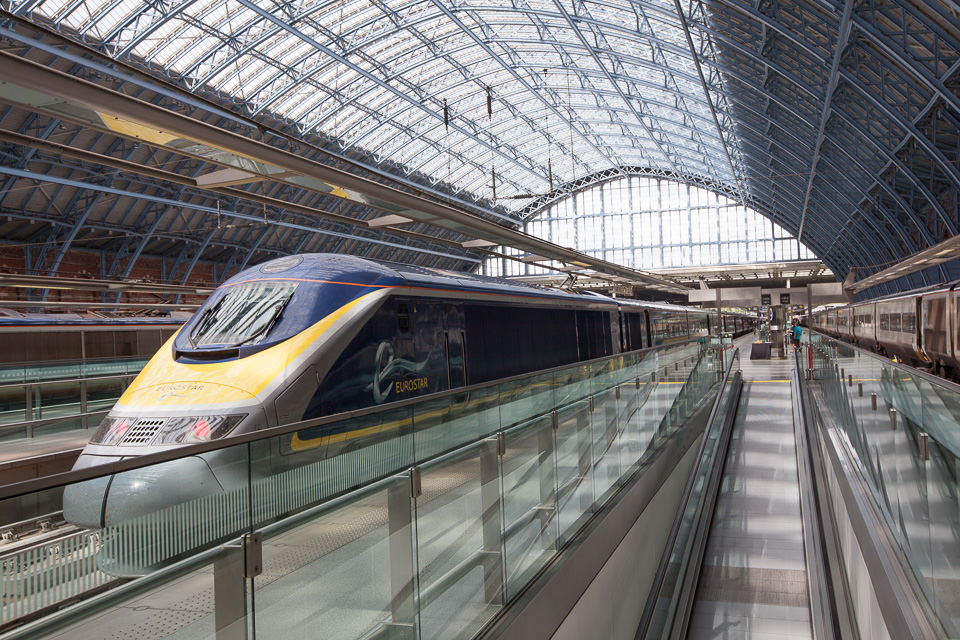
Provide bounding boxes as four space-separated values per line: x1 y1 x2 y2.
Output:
24 385 32 438
577 410 593 512
919 433 930 461
387 472 417 638
605 396 617 449
540 416 557 542
80 380 88 429
604 394 620 479
214 544 247 640
480 436 505 606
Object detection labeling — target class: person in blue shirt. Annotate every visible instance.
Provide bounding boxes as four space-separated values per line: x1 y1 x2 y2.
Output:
791 320 802 353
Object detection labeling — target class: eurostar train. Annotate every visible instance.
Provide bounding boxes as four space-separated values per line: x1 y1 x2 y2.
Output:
808 281 960 376
63 254 746 534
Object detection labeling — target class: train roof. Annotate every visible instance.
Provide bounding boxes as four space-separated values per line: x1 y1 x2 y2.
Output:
821 278 960 310
0 309 188 326
225 253 620 307
622 299 700 314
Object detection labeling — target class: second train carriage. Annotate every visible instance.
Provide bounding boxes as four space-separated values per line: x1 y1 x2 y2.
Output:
0 311 185 367
808 282 960 373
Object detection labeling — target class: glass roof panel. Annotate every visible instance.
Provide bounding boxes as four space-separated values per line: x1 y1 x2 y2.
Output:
22 0 741 212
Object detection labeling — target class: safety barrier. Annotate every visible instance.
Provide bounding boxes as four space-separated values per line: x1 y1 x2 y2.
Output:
0 339 725 639
799 331 960 640
637 348 742 639
0 359 147 439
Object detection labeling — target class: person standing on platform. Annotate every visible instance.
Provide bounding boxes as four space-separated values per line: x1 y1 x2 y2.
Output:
791 320 802 354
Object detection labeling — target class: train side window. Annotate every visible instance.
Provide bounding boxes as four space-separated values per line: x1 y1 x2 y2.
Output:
38 332 83 362
902 313 916 333
115 331 137 357
879 314 889 331
84 331 115 360
889 313 901 332
397 304 410 333
138 329 162 356
0 332 30 364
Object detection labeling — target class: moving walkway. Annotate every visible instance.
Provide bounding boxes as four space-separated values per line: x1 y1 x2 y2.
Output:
0 331 956 639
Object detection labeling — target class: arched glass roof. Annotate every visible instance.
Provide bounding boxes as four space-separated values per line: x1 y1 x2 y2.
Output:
10 0 738 203
1 0 960 295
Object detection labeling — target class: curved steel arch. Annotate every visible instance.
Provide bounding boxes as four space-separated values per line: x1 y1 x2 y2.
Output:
2 0 960 291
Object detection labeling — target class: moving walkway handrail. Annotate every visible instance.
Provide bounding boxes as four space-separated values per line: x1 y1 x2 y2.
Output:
800 331 953 639
0 338 699 502
635 347 742 639
791 349 844 640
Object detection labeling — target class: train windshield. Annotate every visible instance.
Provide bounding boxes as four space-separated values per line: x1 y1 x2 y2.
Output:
189 281 297 348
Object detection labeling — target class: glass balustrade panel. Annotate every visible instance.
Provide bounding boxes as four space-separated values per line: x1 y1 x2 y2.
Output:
501 415 558 601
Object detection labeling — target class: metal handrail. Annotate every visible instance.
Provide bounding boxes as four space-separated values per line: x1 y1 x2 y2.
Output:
635 347 741 639
0 340 708 640
792 349 844 640
0 339 701 501
0 371 139 392
808 328 960 395
798 364 946 640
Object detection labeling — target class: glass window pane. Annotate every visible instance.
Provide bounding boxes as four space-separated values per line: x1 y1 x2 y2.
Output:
483 177 817 275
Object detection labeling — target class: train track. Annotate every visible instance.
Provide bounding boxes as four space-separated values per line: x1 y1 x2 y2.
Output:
0 516 123 631
0 511 73 554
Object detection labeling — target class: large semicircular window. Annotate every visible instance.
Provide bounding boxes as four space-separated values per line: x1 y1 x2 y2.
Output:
482 176 817 277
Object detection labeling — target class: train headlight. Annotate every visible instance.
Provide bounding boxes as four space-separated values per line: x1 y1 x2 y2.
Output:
91 416 135 444
154 414 246 445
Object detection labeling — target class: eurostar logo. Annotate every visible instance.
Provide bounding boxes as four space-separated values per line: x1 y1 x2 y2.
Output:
366 341 429 403
154 382 205 401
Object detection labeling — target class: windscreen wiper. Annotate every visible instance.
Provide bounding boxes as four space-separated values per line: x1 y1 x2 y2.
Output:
187 296 226 349
228 296 292 348
187 308 211 349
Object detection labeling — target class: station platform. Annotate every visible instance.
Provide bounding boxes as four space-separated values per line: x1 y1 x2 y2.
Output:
0 431 86 484
0 357 145 484
0 333 956 640
689 335 810 639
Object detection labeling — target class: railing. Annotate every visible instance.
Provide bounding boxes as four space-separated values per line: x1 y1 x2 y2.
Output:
637 348 742 639
0 372 141 440
0 339 727 639
0 358 148 385
800 331 960 639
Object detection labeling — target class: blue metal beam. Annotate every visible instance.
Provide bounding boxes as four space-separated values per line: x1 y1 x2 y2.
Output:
0 166 481 264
